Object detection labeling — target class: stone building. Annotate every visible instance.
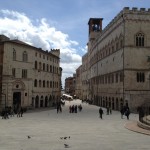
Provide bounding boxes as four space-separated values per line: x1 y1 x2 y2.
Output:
75 65 82 99
65 75 76 97
77 7 150 112
0 35 61 112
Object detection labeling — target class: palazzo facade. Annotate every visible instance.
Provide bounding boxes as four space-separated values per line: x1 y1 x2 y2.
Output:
76 7 150 112
0 35 61 112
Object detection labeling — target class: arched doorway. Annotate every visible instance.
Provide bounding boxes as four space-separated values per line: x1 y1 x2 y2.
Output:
35 95 39 108
40 96 43 107
45 96 48 107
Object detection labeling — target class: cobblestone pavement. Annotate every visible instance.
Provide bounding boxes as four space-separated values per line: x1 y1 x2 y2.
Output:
0 100 149 150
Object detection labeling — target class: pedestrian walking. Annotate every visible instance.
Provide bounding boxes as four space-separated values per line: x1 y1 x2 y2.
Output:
74 105 77 113
20 107 24 117
69 105 72 113
71 105 74 113
125 108 130 120
78 104 82 112
59 105 62 113
56 103 60 113
106 106 109 115
120 107 124 119
10 106 15 117
99 107 103 119
17 106 21 117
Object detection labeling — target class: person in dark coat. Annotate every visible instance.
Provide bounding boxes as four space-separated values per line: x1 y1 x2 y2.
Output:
106 106 109 115
125 108 130 120
74 105 77 113
120 107 124 119
99 107 103 119
69 105 72 113
20 107 24 117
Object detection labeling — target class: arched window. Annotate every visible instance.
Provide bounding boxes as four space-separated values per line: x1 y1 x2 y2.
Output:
23 51 28 62
136 33 144 47
13 48 16 60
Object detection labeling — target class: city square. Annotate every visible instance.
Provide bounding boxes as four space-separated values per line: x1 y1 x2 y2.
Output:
0 100 149 150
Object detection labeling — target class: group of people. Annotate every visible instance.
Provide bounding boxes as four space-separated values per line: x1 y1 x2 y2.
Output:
106 106 112 115
69 104 82 113
99 106 112 119
99 105 130 120
1 106 24 119
120 105 130 120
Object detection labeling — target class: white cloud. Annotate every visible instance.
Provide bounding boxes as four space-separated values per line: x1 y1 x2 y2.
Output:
0 9 82 87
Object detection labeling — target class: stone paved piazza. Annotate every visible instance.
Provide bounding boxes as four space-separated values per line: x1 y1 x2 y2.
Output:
0 100 149 150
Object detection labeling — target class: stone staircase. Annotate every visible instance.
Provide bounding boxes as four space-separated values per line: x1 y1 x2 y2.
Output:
137 115 150 130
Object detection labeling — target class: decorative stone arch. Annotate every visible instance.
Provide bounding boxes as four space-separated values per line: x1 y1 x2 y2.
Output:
12 80 26 90
135 31 145 47
12 80 26 112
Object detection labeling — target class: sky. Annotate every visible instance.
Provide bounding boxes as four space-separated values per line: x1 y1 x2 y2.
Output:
0 0 149 88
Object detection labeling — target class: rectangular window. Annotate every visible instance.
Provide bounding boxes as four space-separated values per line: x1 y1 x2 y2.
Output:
22 69 27 78
12 68 16 77
137 72 145 82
